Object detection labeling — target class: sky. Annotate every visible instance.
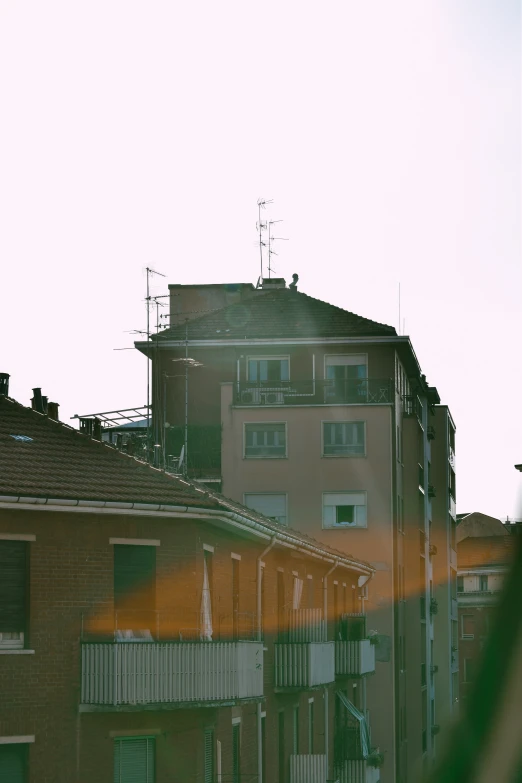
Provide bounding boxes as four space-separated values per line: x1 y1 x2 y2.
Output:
1 0 520 519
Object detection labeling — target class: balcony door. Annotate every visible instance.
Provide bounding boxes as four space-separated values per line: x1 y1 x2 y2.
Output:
114 544 156 639
325 355 367 403
247 357 289 386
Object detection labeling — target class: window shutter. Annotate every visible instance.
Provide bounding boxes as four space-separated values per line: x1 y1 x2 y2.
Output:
0 744 27 783
113 737 155 783
244 494 286 522
0 540 27 633
232 724 240 783
204 730 214 783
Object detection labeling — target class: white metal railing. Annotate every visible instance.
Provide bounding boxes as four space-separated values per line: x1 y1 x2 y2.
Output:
336 761 380 783
335 640 375 677
286 609 327 643
275 642 335 687
290 754 328 783
81 641 263 706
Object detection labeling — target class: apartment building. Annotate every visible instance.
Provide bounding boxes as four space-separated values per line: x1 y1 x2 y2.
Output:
456 512 513 703
0 384 382 783
136 278 459 783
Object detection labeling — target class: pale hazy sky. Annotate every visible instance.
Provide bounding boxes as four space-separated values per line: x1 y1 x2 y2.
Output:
1 1 520 519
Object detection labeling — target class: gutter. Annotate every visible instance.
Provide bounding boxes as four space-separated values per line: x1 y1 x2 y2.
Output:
0 496 374 577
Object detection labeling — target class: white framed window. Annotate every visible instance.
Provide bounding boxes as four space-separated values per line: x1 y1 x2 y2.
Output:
322 492 367 528
461 614 474 640
322 421 365 457
0 632 24 650
247 356 290 383
244 493 288 525
244 423 286 458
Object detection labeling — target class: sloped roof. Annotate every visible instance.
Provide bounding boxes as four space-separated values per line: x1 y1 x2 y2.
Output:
457 536 514 569
0 396 372 572
456 512 508 543
154 288 397 342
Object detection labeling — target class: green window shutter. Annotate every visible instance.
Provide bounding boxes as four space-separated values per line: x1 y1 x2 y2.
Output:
0 744 27 782
113 737 155 783
232 724 240 783
0 540 27 633
204 729 214 783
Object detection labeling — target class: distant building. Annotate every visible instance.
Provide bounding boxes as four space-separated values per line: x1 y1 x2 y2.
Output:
136 278 459 782
457 512 514 702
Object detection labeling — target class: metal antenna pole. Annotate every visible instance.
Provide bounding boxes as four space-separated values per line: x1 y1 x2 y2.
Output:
184 321 189 478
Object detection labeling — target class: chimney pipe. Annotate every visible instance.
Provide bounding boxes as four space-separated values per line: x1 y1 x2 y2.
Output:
0 373 9 396
41 396 48 415
47 402 60 421
31 388 45 413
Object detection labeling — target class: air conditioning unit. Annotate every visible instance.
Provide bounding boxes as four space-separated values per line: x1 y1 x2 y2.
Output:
260 390 284 405
241 389 255 404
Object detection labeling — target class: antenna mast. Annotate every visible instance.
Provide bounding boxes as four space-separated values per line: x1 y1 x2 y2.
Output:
145 266 166 462
256 198 272 281
267 219 289 279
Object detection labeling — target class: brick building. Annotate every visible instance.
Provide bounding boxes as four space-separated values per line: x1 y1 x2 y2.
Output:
135 278 459 782
0 387 382 783
456 512 514 703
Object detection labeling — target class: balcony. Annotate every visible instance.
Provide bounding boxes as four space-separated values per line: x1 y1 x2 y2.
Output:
335 761 381 783
275 609 334 688
234 379 394 407
81 640 264 708
335 640 375 678
290 755 328 783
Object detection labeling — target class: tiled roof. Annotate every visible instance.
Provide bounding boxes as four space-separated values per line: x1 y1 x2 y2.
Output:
154 288 397 342
457 536 514 569
0 396 372 571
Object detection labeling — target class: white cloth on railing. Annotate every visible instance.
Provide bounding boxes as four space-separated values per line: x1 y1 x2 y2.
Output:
200 556 213 641
336 690 371 758
293 577 304 610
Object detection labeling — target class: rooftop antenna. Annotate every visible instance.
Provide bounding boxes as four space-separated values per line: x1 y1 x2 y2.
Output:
267 219 289 279
256 198 272 281
145 267 166 461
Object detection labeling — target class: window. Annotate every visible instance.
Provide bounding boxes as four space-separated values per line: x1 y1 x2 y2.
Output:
0 743 28 782
244 493 287 525
114 545 156 638
464 658 474 683
0 540 28 650
278 712 285 783
248 357 289 383
479 575 489 592
114 737 155 783
323 421 365 456
204 729 214 783
323 492 367 528
325 355 367 402
293 706 299 754
461 615 474 640
244 423 286 458
457 576 464 593
232 559 240 640
232 723 241 783
308 701 314 754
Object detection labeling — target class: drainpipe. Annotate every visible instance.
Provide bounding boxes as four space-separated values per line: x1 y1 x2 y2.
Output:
257 536 276 783
323 559 338 776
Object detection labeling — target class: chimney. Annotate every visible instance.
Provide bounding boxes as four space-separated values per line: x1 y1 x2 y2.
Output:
47 402 60 421
79 416 102 441
41 396 49 414
31 388 45 414
0 373 9 396
260 277 286 290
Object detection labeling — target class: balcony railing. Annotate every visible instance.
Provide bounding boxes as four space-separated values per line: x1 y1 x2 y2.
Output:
275 641 335 688
335 761 381 783
290 755 328 783
234 379 394 407
81 640 264 706
335 640 376 677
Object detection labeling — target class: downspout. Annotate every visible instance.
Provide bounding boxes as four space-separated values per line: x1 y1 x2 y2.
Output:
323 559 338 777
257 536 276 783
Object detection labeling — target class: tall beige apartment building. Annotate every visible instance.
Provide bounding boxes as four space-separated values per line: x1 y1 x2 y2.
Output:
136 277 459 783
